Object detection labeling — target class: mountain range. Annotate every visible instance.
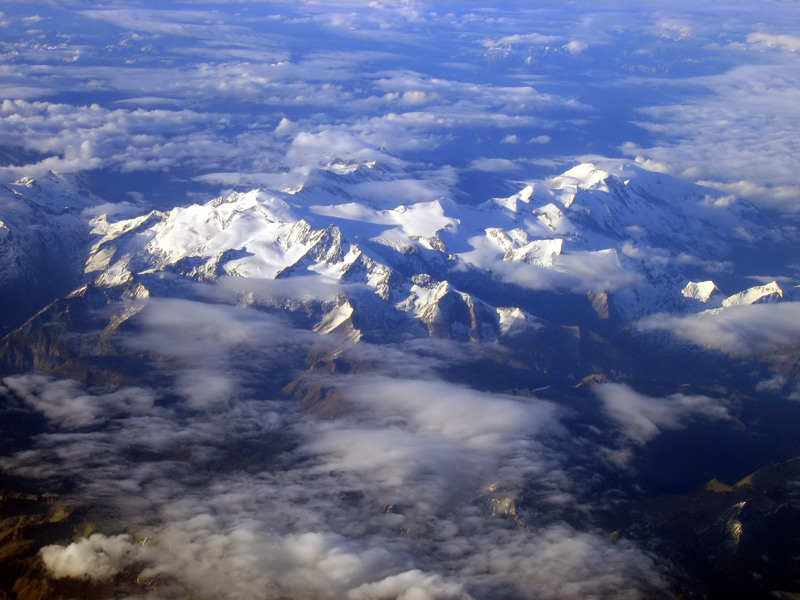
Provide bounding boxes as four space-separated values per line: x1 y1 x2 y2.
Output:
2 158 800 599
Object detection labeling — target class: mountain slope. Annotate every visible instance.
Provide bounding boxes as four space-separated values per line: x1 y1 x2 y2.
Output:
76 160 779 339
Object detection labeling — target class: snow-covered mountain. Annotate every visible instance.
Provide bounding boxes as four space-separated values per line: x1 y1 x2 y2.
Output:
68 159 781 344
0 157 794 383
2 156 799 600
0 172 103 334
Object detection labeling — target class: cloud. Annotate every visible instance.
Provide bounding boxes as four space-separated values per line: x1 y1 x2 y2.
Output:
7 4 791 597
637 302 800 356
0 99 234 176
81 8 272 48
2 374 155 429
620 240 733 273
654 20 692 41
112 96 182 107
367 69 565 129
300 375 564 505
217 275 344 304
0 85 51 100
194 169 308 192
623 60 800 212
490 249 642 294
563 40 588 55
391 90 434 106
0 294 667 599
339 376 560 448
287 130 379 167
40 534 136 581
469 157 519 172
274 116 296 135
121 296 322 411
458 524 666 600
344 178 450 205
0 6 582 187
348 570 466 600
19 382 661 598
748 32 800 53
483 32 563 49
594 383 731 445
40 520 468 600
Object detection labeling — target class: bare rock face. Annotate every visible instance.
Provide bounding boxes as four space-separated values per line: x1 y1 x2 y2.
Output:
0 284 154 386
621 457 800 600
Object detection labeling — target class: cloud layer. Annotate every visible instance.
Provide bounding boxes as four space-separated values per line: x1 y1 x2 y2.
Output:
2 2 800 598
1 294 669 598
638 302 800 356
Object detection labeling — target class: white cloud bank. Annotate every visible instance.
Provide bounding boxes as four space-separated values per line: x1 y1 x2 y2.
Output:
0 294 667 599
595 383 731 445
40 534 136 581
2 374 154 429
624 59 800 212
748 32 800 53
638 302 800 356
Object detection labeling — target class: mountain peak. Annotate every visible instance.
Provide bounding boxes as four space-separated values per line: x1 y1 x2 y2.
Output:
682 280 723 304
722 281 785 308
551 162 613 192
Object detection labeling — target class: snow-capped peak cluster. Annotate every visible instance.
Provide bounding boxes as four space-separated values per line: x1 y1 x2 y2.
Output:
682 279 792 313
73 159 783 341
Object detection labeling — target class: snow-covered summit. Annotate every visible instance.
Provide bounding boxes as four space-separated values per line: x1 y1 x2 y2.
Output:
722 281 785 307
682 281 723 305
73 159 783 340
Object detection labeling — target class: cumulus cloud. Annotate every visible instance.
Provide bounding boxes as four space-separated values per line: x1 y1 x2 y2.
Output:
40 518 471 600
0 99 235 177
287 129 379 167
563 40 588 55
483 32 562 49
594 383 731 445
339 376 560 448
348 570 466 600
40 534 136 581
300 374 564 506
459 524 666 600
638 302 800 356
124 296 321 409
15 373 662 599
